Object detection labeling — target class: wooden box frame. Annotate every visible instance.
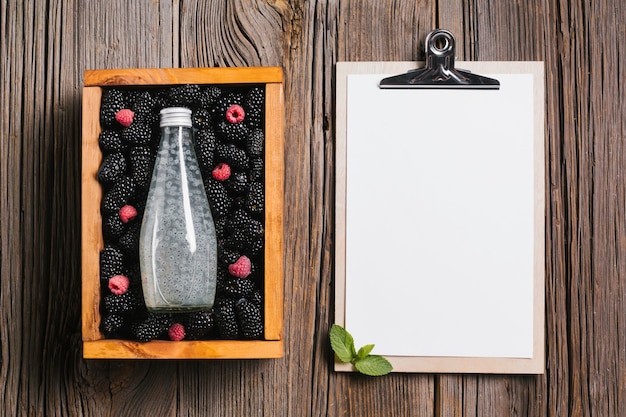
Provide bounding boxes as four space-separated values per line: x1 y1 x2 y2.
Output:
81 67 284 359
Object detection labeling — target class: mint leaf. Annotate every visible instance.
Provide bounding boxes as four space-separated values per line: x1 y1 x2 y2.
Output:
330 324 356 363
356 344 375 361
353 355 393 376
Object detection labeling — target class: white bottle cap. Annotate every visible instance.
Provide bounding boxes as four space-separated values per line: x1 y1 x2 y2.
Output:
160 107 193 127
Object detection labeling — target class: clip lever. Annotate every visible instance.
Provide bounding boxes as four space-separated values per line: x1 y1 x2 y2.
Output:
379 29 500 90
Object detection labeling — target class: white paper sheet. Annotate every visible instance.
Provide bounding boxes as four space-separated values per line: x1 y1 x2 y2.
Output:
344 73 535 358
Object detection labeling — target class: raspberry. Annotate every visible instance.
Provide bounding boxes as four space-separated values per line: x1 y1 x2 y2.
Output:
97 153 127 187
236 298 263 339
225 104 245 123
228 255 252 278
211 162 231 181
119 205 138 223
168 323 186 341
108 274 130 295
115 109 135 127
185 310 215 340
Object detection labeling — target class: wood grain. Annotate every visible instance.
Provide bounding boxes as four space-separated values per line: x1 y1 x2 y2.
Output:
2 0 626 415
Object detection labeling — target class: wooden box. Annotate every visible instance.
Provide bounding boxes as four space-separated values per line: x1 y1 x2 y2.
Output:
81 67 284 359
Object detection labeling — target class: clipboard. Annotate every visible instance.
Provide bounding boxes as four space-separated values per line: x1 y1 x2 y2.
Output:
334 30 545 374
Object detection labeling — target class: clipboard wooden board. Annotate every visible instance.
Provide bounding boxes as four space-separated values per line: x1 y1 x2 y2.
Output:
334 60 545 374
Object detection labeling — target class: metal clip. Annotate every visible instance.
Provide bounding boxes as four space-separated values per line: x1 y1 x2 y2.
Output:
379 29 500 89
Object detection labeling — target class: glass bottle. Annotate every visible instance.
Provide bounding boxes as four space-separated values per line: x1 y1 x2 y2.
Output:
139 107 217 312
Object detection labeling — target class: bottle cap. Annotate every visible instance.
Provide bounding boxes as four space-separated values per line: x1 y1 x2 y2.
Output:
160 107 193 127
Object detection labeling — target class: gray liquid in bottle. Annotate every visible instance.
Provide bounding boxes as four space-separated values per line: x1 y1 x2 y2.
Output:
139 108 217 312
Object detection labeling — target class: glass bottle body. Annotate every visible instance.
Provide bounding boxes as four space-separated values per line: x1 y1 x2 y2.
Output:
139 111 217 312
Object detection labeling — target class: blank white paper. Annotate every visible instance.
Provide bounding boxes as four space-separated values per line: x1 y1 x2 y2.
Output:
344 73 535 358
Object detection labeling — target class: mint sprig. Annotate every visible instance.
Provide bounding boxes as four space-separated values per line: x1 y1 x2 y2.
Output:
330 324 393 376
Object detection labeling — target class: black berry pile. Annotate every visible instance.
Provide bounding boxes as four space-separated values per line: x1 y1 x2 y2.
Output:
96 84 266 341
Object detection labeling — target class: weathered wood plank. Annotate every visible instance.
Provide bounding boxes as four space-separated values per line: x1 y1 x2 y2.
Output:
3 0 626 415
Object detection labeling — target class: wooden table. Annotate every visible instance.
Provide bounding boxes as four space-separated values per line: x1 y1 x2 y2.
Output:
1 1 625 415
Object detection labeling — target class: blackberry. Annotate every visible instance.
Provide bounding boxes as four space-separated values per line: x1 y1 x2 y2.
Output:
102 176 136 214
194 128 217 173
185 310 215 340
101 314 126 337
100 89 125 128
214 92 244 118
244 87 264 110
215 216 228 238
129 146 154 189
103 287 143 315
219 246 241 266
118 223 141 258
216 120 249 144
249 157 264 181
100 244 125 281
132 91 158 126
98 130 126 154
130 313 173 342
214 297 240 339
121 122 153 146
192 108 212 130
200 86 222 108
103 213 125 239
205 179 233 219
246 129 264 156
226 209 264 254
250 289 263 307
236 298 263 339
221 278 255 298
227 209 263 237
225 171 248 194
97 153 127 187
245 182 264 215
168 84 203 108
216 143 249 170
244 87 264 128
